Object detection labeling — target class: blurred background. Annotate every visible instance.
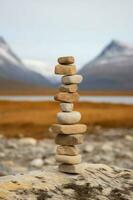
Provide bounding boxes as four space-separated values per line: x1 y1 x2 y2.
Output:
0 0 133 175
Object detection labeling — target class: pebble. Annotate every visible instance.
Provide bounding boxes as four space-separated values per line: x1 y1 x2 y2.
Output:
55 154 81 164
58 56 75 65
59 84 78 93
84 145 94 153
54 92 79 103
56 145 79 156
59 163 84 174
55 64 76 75
62 75 83 84
60 103 73 112
57 111 81 124
51 124 87 134
19 138 37 146
55 134 84 145
30 158 44 168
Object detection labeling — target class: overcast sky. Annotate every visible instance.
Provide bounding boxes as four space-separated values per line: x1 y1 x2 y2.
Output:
0 0 133 68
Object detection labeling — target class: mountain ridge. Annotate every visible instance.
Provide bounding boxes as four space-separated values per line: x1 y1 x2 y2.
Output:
0 37 53 89
80 40 133 90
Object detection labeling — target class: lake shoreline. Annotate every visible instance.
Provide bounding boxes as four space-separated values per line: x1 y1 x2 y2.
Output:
0 95 133 104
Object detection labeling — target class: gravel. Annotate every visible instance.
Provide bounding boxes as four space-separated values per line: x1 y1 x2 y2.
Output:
0 127 133 176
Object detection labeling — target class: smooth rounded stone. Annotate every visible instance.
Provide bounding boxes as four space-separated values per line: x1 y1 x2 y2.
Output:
55 134 84 145
55 154 81 164
58 56 75 65
57 111 81 124
54 92 79 103
60 84 78 93
60 103 74 112
30 158 43 168
19 138 37 146
62 75 83 85
56 145 79 156
59 163 85 174
51 124 87 134
55 64 76 75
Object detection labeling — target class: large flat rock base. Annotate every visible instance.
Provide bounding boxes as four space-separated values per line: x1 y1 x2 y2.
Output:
0 163 133 200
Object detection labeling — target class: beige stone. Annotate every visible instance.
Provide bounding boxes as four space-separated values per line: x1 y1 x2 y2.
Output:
59 84 78 93
56 145 79 155
57 111 81 124
51 124 87 135
54 92 79 103
59 163 84 174
55 64 76 75
55 154 81 164
60 103 73 112
62 75 83 85
55 134 84 145
58 56 75 65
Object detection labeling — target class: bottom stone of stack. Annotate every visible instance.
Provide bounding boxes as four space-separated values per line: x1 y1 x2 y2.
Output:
56 154 81 164
59 163 84 174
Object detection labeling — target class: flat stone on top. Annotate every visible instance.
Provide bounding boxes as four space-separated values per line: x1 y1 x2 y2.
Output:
56 154 81 164
59 84 78 93
58 56 75 65
59 163 84 174
60 103 73 112
56 145 79 156
55 64 76 75
51 124 87 134
57 111 81 124
54 92 79 103
55 134 84 145
62 75 83 85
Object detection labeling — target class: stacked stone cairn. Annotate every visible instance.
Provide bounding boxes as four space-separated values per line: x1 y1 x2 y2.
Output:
51 56 87 174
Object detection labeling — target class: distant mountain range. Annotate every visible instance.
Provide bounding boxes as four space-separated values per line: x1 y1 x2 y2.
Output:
0 37 52 90
0 37 133 92
79 40 133 90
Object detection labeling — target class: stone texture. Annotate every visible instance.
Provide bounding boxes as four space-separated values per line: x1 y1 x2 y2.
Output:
58 56 75 65
57 145 79 155
62 75 83 84
0 164 133 200
55 64 76 75
54 92 79 103
60 103 74 112
55 134 84 145
55 154 81 164
51 124 87 134
57 111 81 124
60 84 78 93
59 163 84 174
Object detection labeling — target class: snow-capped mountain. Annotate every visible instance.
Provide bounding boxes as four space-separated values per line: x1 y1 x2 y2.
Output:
23 59 53 78
79 40 133 90
0 37 52 88
23 59 59 83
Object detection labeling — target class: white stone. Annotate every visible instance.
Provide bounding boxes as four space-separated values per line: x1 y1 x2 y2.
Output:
30 158 44 168
19 138 37 146
60 103 74 112
57 111 81 124
62 75 83 84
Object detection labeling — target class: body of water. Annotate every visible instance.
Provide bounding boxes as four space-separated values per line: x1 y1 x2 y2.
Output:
0 96 133 104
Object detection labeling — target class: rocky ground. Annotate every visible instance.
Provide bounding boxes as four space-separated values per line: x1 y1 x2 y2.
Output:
0 127 133 176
